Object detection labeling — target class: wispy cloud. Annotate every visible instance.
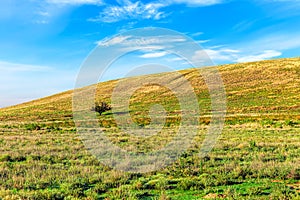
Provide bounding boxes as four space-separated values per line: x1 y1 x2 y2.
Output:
196 39 210 44
33 20 49 24
0 61 52 72
235 50 282 62
254 0 300 20
97 35 132 46
190 31 203 37
245 32 300 51
96 34 186 50
140 51 168 58
0 60 75 108
204 48 240 61
197 30 300 64
36 11 50 17
166 0 224 7
193 47 282 64
232 20 256 32
90 0 224 23
35 0 104 23
32 0 103 25
45 0 103 6
90 1 166 23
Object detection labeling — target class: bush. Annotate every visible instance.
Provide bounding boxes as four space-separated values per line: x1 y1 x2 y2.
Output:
24 123 41 131
91 102 111 115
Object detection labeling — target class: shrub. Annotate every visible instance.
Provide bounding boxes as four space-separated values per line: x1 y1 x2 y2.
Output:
91 102 111 115
24 123 41 131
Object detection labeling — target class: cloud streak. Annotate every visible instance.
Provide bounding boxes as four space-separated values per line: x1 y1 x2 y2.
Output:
236 50 282 63
201 48 239 62
0 61 52 72
96 34 187 51
90 1 166 23
140 51 168 58
46 0 103 6
0 60 76 108
193 48 282 64
166 0 224 7
97 35 132 46
90 0 225 23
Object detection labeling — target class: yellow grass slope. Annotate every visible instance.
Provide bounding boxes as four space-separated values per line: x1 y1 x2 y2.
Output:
0 57 299 124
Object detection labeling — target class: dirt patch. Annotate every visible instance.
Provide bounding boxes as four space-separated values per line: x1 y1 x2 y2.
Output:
203 193 226 199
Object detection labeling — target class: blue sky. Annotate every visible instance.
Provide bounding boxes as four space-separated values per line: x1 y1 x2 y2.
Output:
1 0 300 107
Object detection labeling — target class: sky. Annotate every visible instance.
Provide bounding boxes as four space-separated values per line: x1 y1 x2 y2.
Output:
1 0 300 107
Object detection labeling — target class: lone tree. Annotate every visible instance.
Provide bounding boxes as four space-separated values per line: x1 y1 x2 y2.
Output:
92 102 112 115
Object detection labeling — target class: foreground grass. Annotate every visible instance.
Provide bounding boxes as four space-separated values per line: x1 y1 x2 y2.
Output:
0 125 299 199
0 57 300 199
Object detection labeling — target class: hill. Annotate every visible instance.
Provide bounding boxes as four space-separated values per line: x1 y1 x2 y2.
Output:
1 57 299 123
0 57 299 199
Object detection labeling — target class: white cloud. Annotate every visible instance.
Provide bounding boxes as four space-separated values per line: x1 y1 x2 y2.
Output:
39 0 225 24
34 20 49 24
32 0 103 25
236 50 282 63
203 48 239 61
96 34 186 50
0 60 76 108
0 61 52 72
223 31 300 63
166 0 224 6
232 20 255 32
86 0 226 23
97 35 132 46
245 32 300 51
168 57 185 61
46 0 103 5
37 11 50 17
193 48 282 64
90 1 166 23
190 31 203 37
140 51 168 58
197 39 210 44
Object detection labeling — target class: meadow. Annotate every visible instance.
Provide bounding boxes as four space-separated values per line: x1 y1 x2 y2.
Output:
0 57 300 199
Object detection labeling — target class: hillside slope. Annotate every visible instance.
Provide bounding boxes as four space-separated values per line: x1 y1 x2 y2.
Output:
1 57 299 124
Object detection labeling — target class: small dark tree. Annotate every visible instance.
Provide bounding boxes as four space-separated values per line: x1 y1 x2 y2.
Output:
92 102 112 115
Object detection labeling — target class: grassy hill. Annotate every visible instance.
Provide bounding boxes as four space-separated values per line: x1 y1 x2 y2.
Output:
0 57 300 199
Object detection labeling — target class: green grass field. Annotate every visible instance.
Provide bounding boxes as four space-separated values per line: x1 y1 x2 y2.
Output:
0 57 300 199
